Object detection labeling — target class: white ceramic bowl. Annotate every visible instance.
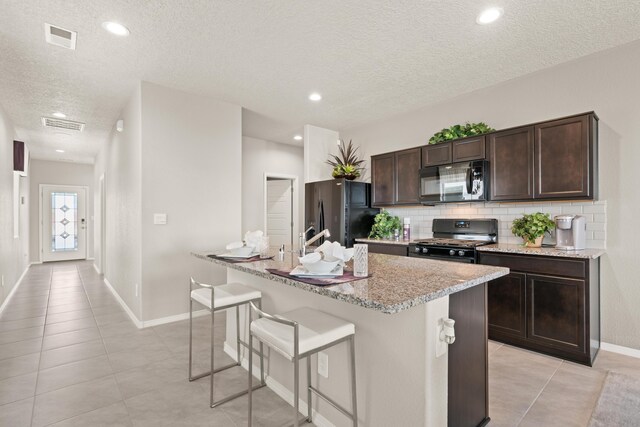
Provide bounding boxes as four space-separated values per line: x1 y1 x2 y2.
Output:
229 246 254 257
302 259 340 274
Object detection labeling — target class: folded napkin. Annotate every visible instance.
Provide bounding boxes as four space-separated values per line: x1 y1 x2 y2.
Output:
225 241 244 251
314 241 354 264
299 252 322 264
244 230 264 250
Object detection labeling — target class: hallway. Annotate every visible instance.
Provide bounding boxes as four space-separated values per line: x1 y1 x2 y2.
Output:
0 261 292 426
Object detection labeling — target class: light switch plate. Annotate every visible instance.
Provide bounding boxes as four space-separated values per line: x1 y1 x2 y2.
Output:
153 213 167 225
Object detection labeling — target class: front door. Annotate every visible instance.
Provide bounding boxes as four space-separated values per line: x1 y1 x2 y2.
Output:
266 179 293 248
41 185 87 262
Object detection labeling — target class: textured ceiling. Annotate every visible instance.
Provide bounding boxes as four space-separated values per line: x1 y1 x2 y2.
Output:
1 1 639 162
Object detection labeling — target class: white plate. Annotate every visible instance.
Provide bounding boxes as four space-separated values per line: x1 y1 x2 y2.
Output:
218 252 260 259
289 265 344 278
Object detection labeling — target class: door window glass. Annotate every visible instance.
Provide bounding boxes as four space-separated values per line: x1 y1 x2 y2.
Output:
51 192 78 251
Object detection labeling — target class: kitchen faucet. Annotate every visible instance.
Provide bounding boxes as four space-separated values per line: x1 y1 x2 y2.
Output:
299 228 331 256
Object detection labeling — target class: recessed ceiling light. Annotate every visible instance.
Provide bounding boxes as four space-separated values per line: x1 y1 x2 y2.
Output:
293 135 303 141
309 92 322 102
102 21 130 36
476 7 503 25
52 112 66 118
56 149 65 153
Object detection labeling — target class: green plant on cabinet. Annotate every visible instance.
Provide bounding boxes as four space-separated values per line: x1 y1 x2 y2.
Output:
369 210 402 239
428 122 495 145
327 139 364 180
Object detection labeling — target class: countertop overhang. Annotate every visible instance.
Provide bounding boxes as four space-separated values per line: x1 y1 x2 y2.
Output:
192 250 508 314
477 243 605 259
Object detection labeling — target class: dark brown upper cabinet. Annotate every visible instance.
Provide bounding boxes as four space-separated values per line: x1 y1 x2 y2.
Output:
488 126 535 201
488 112 598 202
371 147 421 206
534 114 596 199
371 153 395 206
421 142 451 167
452 136 486 162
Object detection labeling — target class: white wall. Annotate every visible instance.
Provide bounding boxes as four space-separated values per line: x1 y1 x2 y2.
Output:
242 136 304 246
341 40 640 349
303 124 340 183
94 84 143 319
0 104 29 308
139 82 242 322
28 159 94 263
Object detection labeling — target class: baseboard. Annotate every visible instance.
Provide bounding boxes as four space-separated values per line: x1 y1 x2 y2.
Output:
92 263 100 275
0 265 30 314
102 277 144 329
86 257 95 261
224 343 336 427
141 309 209 328
601 342 640 359
29 261 42 265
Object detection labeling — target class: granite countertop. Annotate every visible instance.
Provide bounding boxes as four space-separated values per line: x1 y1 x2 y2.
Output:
192 250 508 314
354 238 413 246
477 243 605 259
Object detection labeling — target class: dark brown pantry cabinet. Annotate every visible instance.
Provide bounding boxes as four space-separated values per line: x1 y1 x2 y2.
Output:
371 147 421 206
487 112 598 202
478 251 600 366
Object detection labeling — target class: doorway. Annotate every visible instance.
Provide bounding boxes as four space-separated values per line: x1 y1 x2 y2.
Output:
40 184 88 262
264 174 298 249
99 174 106 274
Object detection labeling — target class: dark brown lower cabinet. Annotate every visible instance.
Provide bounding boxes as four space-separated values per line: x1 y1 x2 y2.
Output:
448 283 489 427
364 242 409 256
479 252 600 366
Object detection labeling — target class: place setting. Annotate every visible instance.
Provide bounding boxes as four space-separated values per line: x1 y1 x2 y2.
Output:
267 241 371 286
208 230 273 263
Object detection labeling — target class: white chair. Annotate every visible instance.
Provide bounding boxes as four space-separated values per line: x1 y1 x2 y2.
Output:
247 304 358 426
189 277 265 407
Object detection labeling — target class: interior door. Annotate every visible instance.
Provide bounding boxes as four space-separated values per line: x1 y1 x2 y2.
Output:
266 179 293 248
41 185 87 262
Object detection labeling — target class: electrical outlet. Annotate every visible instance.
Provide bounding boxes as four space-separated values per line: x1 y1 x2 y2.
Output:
135 283 139 297
318 352 329 378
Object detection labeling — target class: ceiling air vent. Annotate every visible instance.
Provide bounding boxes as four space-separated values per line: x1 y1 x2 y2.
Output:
45 23 77 50
41 117 85 132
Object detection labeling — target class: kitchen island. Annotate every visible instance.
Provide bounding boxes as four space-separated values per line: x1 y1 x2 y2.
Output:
193 250 508 426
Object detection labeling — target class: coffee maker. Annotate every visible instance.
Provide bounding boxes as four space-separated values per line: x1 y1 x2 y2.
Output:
554 215 587 250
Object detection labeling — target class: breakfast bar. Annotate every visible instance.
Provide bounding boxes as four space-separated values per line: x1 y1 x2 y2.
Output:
192 250 508 427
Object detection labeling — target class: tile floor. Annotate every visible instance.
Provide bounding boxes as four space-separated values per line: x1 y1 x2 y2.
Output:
0 260 639 426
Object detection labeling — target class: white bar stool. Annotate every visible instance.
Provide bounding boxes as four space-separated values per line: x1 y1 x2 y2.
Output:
188 277 266 407
247 303 358 426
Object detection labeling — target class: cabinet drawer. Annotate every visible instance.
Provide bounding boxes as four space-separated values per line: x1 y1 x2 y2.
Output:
478 252 586 279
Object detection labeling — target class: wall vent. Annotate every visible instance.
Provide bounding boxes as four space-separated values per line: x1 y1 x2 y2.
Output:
45 23 77 50
41 117 85 132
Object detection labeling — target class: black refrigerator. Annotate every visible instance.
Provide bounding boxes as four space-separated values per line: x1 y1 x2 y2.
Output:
304 179 379 248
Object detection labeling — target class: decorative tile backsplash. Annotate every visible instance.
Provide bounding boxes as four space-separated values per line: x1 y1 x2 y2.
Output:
386 200 606 249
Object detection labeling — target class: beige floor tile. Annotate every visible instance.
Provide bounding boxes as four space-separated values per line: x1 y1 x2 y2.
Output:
42 327 102 351
45 309 94 325
0 307 48 321
46 303 92 315
0 325 45 345
0 315 46 332
0 397 34 427
107 342 174 373
98 319 142 338
115 355 187 399
519 361 606 427
46 401 132 427
221 387 302 427
32 375 123 427
0 337 42 361
0 372 38 405
40 339 106 369
37 354 114 394
102 329 165 354
94 311 132 326
593 350 640 380
0 352 40 381
44 317 98 336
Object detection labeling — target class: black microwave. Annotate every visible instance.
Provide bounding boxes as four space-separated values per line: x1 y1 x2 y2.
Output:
419 160 488 204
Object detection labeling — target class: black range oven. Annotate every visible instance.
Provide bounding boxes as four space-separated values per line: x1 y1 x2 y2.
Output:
409 219 498 263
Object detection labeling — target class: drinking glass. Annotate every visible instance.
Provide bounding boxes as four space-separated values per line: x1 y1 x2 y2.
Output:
353 244 368 277
259 236 270 259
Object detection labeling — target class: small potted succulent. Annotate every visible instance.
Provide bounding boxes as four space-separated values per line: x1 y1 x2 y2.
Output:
511 212 556 247
327 139 364 180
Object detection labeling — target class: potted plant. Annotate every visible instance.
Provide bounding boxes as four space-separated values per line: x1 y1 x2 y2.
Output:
368 210 402 240
428 122 495 145
511 212 556 247
327 139 364 180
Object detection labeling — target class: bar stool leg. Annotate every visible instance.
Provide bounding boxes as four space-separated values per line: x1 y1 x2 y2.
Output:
188 294 193 380
307 356 312 422
349 335 358 426
236 306 241 365
294 356 300 427
256 300 266 386
210 305 215 407
248 332 254 427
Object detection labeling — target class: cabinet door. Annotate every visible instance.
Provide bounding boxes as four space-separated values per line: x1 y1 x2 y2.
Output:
488 126 534 201
488 272 527 339
371 153 395 206
394 147 421 204
527 274 586 354
421 142 452 167
452 136 486 162
534 115 591 199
